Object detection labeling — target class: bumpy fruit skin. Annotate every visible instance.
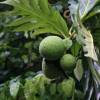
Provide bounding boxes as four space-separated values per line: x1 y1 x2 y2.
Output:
39 36 65 60
42 59 63 79
61 78 74 97
60 54 76 71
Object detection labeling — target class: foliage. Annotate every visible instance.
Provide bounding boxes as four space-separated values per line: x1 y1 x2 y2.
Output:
0 0 100 100
0 73 79 100
3 0 68 37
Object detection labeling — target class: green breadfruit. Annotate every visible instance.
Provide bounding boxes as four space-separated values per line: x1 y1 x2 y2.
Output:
39 36 66 60
60 54 76 71
42 58 63 79
61 78 75 98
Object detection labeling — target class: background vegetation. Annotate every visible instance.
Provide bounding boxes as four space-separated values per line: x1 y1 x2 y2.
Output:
0 0 100 100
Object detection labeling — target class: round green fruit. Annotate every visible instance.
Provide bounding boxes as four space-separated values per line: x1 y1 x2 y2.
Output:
61 78 74 97
60 54 76 71
42 58 63 79
39 36 65 60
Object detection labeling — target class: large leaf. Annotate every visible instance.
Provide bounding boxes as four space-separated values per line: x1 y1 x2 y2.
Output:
79 0 99 18
69 0 100 61
72 10 98 61
2 0 68 37
69 0 99 19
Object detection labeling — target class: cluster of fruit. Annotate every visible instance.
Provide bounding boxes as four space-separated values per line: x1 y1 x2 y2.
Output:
39 36 76 78
39 36 76 98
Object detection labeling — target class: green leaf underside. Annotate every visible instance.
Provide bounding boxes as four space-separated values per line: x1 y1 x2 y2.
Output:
69 0 99 20
9 79 20 98
79 0 99 18
70 2 98 61
74 59 84 81
3 0 68 36
75 20 98 61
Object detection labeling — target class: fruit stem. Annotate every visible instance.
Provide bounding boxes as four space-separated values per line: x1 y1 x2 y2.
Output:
62 33 67 39
69 26 76 39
